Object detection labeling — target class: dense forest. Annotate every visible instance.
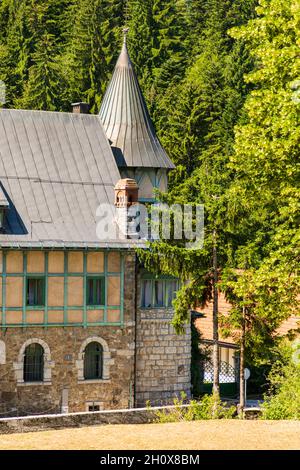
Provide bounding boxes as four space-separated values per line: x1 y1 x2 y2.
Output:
0 0 299 405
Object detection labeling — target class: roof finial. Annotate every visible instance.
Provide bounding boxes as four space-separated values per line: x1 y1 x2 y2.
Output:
123 26 129 45
123 0 129 45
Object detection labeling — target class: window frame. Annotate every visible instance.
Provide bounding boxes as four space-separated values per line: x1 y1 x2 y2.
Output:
26 276 46 307
0 208 5 230
83 341 103 380
140 277 179 309
86 276 105 307
23 343 44 383
153 279 165 308
165 279 179 307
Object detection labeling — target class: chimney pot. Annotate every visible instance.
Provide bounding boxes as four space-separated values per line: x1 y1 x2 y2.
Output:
71 102 90 114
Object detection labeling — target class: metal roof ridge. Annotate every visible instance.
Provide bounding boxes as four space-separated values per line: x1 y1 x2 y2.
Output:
1 108 104 120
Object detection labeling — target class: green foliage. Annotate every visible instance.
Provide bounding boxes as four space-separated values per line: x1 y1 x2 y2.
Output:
138 0 299 382
17 33 66 110
138 1 257 336
127 0 186 114
0 0 72 107
62 0 124 113
218 0 300 362
155 392 236 422
158 0 256 176
191 320 210 397
0 0 123 111
261 340 300 419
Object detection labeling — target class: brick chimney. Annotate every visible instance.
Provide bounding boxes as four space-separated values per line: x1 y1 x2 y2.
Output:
114 178 139 208
71 102 90 114
114 179 139 239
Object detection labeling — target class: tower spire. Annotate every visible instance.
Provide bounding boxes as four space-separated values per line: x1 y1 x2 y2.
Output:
99 33 175 170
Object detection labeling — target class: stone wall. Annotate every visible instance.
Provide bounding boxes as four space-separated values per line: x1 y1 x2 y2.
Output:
0 405 193 434
135 308 191 407
0 326 135 416
0 252 136 417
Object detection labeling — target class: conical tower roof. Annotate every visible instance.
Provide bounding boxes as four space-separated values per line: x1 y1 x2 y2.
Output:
99 36 175 169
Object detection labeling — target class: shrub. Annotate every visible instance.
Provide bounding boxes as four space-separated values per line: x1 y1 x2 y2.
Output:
155 392 236 423
261 340 300 420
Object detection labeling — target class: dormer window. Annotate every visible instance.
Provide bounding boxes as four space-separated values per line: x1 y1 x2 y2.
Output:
0 209 5 229
0 186 9 232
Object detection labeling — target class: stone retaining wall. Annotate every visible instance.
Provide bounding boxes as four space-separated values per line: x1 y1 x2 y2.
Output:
0 406 177 434
0 404 262 435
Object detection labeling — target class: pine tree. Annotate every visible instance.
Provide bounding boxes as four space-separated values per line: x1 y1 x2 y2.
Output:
17 33 65 110
0 0 31 106
126 0 186 114
127 0 153 81
64 0 124 113
0 0 72 108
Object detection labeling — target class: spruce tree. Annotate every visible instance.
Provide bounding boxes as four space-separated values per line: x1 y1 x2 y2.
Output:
0 0 72 108
64 0 124 113
17 33 65 110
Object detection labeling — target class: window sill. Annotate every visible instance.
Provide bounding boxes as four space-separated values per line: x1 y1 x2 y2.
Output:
86 306 105 309
78 379 111 384
17 381 52 387
26 306 46 309
140 307 173 310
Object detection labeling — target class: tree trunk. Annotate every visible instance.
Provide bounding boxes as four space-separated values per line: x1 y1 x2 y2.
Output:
212 229 220 397
239 305 246 417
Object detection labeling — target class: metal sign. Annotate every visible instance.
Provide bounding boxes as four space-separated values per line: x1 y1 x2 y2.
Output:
244 368 251 380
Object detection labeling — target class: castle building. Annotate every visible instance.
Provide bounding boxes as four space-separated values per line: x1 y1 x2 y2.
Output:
0 37 191 416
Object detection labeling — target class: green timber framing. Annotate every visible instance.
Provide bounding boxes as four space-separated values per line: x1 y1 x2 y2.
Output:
0 249 126 328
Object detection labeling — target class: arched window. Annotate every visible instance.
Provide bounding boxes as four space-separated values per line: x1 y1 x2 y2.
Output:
77 337 111 382
84 342 103 380
23 343 44 382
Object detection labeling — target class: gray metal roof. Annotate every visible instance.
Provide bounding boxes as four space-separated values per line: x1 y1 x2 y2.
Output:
0 108 140 248
99 39 175 170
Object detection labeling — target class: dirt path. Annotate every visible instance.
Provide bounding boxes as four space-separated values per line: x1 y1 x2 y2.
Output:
0 420 299 450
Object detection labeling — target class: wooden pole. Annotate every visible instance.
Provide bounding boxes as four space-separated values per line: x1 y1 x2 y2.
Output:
239 305 246 417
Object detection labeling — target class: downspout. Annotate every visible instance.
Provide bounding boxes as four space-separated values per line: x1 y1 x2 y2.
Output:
133 251 138 408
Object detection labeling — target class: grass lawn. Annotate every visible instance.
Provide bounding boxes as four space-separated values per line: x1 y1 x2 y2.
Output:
0 420 299 450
